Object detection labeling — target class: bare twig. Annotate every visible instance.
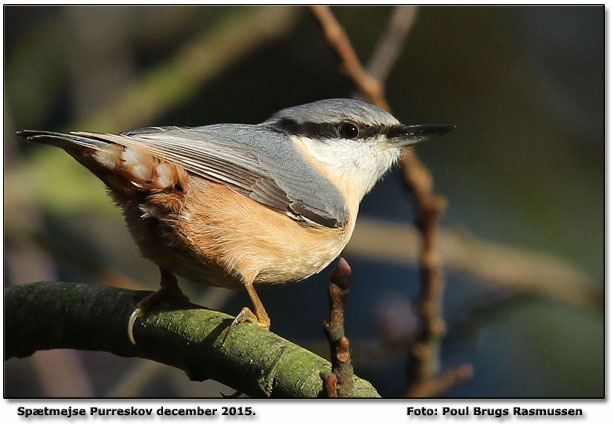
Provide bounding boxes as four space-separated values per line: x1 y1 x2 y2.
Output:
311 5 470 397
367 7 419 81
401 157 453 396
322 257 354 398
311 6 390 111
321 373 338 398
405 363 474 397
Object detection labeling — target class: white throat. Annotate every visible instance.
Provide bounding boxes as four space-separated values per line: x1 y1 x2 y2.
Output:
294 135 401 208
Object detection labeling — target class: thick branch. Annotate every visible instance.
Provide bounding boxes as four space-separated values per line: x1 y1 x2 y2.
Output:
5 282 379 398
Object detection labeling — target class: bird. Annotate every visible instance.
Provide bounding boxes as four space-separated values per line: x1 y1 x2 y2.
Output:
18 98 453 344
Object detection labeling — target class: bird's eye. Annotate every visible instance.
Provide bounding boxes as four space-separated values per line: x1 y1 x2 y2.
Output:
339 122 359 139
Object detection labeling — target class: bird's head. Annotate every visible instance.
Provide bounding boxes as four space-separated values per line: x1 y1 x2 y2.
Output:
264 98 454 206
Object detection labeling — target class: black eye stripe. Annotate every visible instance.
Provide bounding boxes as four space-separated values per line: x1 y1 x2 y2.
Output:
272 118 404 140
273 119 337 138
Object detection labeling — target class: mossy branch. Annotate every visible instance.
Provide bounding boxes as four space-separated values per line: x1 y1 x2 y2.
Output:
5 282 379 398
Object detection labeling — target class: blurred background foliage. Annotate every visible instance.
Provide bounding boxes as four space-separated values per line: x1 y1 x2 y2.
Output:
4 5 603 397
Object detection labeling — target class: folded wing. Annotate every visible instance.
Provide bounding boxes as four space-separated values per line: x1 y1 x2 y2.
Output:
73 125 348 228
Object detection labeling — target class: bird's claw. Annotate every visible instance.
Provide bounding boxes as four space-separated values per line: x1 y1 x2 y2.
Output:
222 307 269 345
127 281 189 345
128 308 145 345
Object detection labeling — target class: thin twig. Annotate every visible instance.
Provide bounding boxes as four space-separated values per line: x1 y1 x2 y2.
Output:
311 6 390 111
367 7 419 81
401 159 450 395
321 372 338 398
322 257 354 398
311 5 471 397
405 363 474 397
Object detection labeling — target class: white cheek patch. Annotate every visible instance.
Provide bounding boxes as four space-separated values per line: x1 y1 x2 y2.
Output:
295 135 400 199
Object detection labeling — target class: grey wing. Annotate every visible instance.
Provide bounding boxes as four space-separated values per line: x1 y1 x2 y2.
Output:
96 125 349 228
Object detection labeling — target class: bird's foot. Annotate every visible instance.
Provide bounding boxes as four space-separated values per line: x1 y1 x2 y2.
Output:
222 307 270 344
128 284 189 345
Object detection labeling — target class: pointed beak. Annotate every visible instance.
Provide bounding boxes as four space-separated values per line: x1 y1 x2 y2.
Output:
389 124 455 147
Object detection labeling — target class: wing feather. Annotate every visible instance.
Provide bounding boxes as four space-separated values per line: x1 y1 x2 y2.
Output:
74 125 348 228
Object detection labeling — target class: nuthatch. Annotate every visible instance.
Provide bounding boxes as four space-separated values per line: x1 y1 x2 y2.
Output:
18 98 453 343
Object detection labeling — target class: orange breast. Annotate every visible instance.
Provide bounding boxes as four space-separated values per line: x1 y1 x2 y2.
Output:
180 180 355 287
123 178 355 289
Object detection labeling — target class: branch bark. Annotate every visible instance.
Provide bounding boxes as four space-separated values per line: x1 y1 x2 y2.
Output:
5 282 380 398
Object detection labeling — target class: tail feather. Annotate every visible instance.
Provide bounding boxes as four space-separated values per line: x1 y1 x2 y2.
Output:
17 130 190 194
17 130 110 151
